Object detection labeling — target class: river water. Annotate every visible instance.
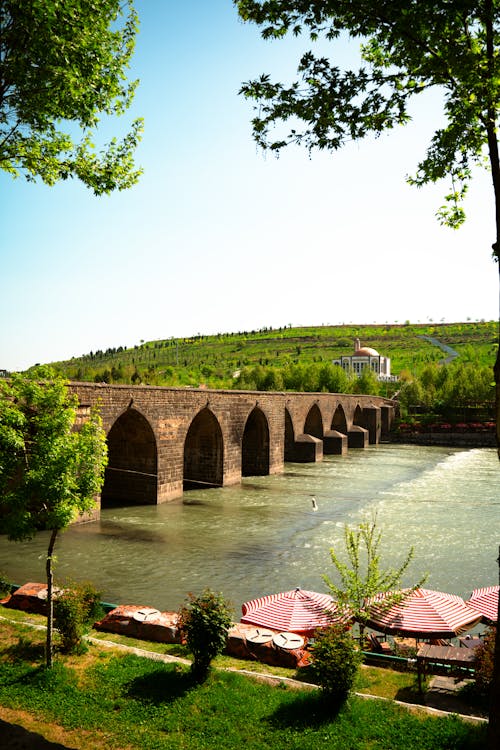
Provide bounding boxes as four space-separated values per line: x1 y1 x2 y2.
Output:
0 444 498 617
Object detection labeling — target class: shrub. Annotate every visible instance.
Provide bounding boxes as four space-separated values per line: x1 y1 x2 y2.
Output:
177 589 233 682
0 572 13 598
474 626 496 696
54 581 103 654
310 625 361 705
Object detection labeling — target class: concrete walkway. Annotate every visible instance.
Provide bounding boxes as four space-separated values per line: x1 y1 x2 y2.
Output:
418 335 459 364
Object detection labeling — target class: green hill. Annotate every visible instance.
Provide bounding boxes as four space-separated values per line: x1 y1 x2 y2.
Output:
44 320 498 393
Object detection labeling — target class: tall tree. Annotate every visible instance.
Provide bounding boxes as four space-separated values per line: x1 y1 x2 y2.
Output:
0 0 142 193
236 6 500 742
0 367 107 667
235 0 500 459
322 515 426 643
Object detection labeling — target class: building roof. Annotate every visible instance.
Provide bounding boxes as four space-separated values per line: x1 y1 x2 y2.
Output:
354 346 380 357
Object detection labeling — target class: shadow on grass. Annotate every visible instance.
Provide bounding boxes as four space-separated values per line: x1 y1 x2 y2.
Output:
267 690 345 729
395 683 489 718
126 666 195 705
394 685 425 705
0 718 72 750
4 636 45 663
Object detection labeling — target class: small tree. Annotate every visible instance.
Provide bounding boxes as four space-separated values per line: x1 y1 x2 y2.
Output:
310 623 361 705
0 367 107 668
177 589 233 683
323 514 426 642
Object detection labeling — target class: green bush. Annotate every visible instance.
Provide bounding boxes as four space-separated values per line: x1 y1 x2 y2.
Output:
310 625 361 705
178 588 233 682
54 580 103 654
0 572 13 598
474 626 496 696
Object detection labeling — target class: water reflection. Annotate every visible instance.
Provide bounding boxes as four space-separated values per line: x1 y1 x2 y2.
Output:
0 445 497 615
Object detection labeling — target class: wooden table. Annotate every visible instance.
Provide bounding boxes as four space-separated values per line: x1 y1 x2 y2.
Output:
416 644 477 692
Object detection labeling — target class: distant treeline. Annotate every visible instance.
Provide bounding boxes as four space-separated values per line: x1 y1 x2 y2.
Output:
22 321 496 420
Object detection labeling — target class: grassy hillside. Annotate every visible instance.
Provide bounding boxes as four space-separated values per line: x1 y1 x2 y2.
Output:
44 320 498 390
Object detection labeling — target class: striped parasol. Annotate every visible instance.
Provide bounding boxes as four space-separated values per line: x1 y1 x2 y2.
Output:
364 588 482 639
467 586 499 625
241 588 349 637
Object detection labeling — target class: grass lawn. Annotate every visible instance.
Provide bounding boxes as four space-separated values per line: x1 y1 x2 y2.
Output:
0 612 488 750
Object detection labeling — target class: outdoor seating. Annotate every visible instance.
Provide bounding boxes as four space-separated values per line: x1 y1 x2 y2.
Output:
367 633 392 654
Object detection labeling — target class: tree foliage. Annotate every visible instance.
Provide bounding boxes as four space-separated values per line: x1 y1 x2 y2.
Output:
398 361 495 414
236 0 499 234
322 514 426 640
0 366 107 666
236 0 500 469
0 0 142 193
54 580 103 654
177 589 233 683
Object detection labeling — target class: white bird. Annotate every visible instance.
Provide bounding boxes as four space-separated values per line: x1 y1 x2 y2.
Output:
311 496 318 511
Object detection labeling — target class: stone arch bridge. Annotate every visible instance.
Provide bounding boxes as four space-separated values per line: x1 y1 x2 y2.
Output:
70 383 396 519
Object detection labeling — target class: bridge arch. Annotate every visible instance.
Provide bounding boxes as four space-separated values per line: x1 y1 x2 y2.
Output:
183 407 223 490
242 406 270 476
101 407 158 507
353 404 364 427
331 404 348 433
284 408 295 462
304 403 324 439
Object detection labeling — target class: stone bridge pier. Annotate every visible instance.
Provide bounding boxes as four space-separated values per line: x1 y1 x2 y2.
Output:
69 383 396 519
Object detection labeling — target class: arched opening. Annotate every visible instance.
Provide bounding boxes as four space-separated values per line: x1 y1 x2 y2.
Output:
242 407 270 476
101 409 158 507
284 408 295 462
183 408 223 490
304 403 324 439
331 405 348 433
353 405 364 427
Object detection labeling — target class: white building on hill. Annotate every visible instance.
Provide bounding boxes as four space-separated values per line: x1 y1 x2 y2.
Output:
333 339 398 382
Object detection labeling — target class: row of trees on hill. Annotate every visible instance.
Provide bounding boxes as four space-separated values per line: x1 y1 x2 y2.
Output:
235 360 495 420
397 363 495 420
64 357 495 423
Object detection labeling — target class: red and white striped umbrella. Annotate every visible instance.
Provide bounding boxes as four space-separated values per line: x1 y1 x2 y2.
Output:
364 588 482 639
241 588 348 636
467 586 499 625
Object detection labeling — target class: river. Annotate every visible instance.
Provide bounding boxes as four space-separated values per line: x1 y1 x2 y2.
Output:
0 444 498 617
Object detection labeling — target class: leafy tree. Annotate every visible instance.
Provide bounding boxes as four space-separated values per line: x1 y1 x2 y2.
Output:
317 363 352 394
0 367 107 667
353 367 381 396
0 0 142 193
235 0 500 457
177 589 233 683
322 514 426 643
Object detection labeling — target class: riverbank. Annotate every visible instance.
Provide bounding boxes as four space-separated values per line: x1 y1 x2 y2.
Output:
391 431 496 448
0 610 489 750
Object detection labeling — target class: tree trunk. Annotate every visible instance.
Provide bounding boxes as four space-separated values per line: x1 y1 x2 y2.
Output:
485 94 500 750
484 0 500 460
484 6 500 742
45 529 58 669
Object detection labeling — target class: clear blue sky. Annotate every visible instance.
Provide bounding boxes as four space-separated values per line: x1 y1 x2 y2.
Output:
1 1 498 372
